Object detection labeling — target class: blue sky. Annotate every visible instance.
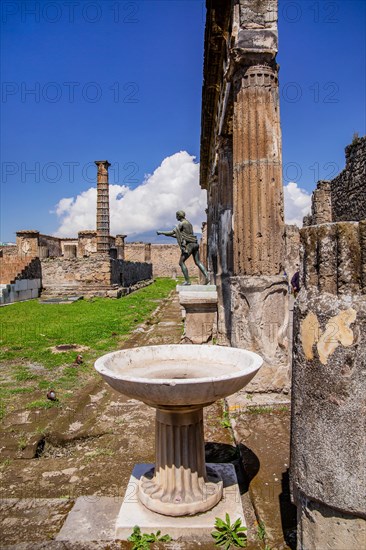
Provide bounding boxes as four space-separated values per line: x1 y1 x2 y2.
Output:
1 0 365 242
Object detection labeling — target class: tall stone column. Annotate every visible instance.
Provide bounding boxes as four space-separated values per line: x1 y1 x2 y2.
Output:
95 160 111 254
232 64 284 275
228 58 288 390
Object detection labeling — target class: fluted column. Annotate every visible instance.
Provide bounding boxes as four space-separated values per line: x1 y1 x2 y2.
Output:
291 220 366 548
232 64 284 276
95 160 111 254
139 406 223 516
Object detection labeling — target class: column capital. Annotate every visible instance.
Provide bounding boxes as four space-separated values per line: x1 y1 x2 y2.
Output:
94 160 111 172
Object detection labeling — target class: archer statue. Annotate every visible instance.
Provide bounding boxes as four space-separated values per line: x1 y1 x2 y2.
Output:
157 210 210 286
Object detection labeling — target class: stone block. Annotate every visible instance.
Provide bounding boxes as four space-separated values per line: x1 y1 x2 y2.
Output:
56 497 123 542
31 288 39 299
178 286 218 344
14 279 27 291
19 289 32 301
27 279 40 290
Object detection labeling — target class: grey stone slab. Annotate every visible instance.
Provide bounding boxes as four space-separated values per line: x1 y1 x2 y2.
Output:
14 279 28 291
27 279 41 290
56 496 123 542
176 285 216 292
115 463 244 541
20 289 32 300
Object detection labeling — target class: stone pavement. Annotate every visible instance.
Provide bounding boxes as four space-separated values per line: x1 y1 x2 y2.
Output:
0 289 296 549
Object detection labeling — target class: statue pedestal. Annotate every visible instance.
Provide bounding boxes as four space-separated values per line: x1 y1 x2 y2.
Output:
177 285 218 344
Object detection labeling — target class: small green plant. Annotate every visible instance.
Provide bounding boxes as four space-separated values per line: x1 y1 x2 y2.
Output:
256 521 272 549
211 513 247 548
257 520 266 541
221 409 231 429
17 432 28 450
0 458 11 469
127 525 171 549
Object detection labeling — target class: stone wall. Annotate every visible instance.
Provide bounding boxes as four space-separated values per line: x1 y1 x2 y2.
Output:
125 243 200 279
331 137 366 222
111 259 152 287
39 234 62 257
0 252 40 285
291 221 366 547
77 231 97 257
41 255 152 298
41 255 112 295
305 136 366 226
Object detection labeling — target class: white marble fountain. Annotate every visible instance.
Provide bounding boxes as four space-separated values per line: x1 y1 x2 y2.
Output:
95 344 262 517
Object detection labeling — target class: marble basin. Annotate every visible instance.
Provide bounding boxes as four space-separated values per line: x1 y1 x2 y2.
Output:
95 344 262 517
94 344 262 408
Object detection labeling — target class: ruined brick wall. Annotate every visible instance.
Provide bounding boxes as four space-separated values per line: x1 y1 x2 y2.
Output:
38 234 62 257
0 246 42 284
0 246 17 258
41 256 112 291
124 243 146 263
331 137 366 222
78 231 97 257
60 239 78 256
306 136 366 226
0 254 34 284
41 255 152 297
150 245 199 278
125 243 199 278
16 231 40 258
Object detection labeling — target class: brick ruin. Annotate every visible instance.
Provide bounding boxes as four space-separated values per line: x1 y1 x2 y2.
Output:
0 160 154 303
201 0 291 392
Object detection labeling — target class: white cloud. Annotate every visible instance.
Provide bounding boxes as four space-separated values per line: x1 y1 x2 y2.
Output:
284 181 312 226
55 151 207 238
54 157 312 237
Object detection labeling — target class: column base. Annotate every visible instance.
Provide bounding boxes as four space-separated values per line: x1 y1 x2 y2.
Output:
139 465 223 516
115 463 244 540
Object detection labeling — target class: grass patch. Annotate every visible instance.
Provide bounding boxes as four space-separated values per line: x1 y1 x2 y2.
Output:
0 278 177 419
26 399 60 410
13 367 39 382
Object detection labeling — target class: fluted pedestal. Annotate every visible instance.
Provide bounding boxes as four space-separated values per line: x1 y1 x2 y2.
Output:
139 406 223 516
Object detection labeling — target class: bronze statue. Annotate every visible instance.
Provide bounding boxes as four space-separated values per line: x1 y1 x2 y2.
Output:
157 210 209 285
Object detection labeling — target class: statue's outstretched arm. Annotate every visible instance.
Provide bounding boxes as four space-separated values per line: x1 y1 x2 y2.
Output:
156 230 176 237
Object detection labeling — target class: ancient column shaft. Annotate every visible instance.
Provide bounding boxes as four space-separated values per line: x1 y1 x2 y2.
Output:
95 160 111 254
232 65 284 276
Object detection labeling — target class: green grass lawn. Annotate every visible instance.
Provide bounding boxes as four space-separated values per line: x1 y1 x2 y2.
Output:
0 278 178 420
